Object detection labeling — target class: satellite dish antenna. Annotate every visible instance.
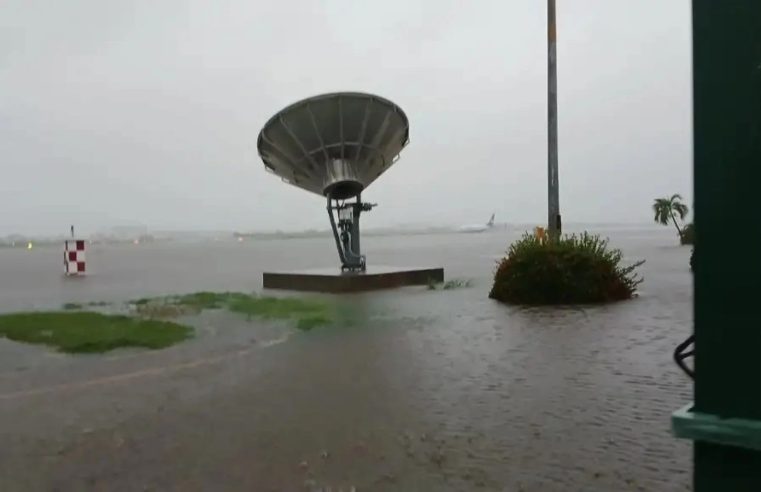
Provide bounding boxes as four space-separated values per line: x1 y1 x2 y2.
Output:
257 92 410 272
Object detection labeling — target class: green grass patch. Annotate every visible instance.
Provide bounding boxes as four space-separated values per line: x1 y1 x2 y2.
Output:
131 292 333 331
0 311 192 353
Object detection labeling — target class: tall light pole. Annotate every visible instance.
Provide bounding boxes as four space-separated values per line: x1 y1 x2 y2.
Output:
547 0 561 238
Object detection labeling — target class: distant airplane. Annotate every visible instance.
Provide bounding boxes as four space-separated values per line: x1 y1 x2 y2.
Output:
457 213 496 233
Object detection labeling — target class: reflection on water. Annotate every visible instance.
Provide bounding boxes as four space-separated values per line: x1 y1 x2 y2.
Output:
0 227 693 491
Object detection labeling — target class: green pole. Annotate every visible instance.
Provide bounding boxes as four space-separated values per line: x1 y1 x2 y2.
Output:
692 1 761 490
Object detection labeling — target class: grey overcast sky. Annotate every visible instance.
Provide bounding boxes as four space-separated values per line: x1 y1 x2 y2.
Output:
1 0 692 235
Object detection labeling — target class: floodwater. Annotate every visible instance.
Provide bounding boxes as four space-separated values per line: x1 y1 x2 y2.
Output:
0 227 693 491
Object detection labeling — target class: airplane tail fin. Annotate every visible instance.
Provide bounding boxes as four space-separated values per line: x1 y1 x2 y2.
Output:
487 213 495 227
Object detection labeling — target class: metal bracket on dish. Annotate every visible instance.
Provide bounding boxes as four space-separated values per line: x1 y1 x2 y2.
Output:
327 193 376 272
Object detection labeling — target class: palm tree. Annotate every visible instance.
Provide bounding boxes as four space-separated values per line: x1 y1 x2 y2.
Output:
653 194 689 237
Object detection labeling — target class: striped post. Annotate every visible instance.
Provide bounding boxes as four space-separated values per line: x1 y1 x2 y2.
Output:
64 239 86 276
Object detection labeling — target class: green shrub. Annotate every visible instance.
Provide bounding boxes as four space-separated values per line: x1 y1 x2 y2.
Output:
489 232 644 305
680 223 695 245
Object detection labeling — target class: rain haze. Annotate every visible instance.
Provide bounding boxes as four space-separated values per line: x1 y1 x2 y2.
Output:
1 0 692 236
0 2 704 489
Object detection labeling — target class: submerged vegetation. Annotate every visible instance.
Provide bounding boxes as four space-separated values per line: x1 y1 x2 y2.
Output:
62 301 112 311
0 312 191 353
0 292 335 353
427 278 473 290
489 232 644 305
131 291 334 331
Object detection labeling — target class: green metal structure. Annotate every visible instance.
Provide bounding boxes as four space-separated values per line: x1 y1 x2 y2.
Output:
671 1 761 490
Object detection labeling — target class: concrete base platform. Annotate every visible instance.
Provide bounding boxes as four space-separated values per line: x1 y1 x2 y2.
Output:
262 265 444 293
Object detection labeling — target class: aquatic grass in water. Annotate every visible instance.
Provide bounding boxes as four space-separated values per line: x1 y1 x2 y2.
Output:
134 302 194 318
131 292 333 331
172 291 250 310
226 295 333 331
427 278 473 290
228 295 327 315
296 314 332 331
0 312 192 353
0 291 331 354
131 292 239 317
63 301 110 310
86 301 111 307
